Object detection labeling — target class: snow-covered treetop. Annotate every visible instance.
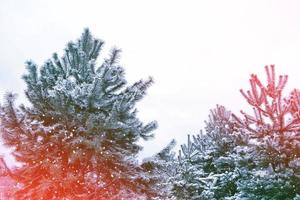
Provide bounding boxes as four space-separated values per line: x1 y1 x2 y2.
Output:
232 65 300 135
22 28 157 145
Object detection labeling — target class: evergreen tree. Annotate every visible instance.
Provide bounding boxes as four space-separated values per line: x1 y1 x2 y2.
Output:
167 66 300 199
169 105 246 199
0 29 158 199
232 65 300 199
141 139 177 199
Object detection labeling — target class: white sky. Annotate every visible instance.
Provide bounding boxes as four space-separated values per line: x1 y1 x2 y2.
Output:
1 0 300 167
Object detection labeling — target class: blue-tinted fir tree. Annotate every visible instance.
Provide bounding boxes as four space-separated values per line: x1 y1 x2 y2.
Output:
0 29 158 199
168 105 248 199
141 139 178 199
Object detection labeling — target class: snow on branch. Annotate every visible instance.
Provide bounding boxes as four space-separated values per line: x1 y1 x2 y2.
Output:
232 65 300 137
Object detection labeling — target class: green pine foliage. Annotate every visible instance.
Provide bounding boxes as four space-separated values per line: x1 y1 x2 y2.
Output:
232 66 300 199
160 66 300 199
168 105 246 200
1 29 158 199
141 139 177 199
1 29 300 200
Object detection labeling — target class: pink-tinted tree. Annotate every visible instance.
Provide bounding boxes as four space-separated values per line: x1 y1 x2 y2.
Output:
232 65 300 170
233 65 288 134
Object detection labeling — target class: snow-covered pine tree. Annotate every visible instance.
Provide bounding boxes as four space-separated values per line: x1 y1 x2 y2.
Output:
232 65 300 199
141 139 177 199
0 29 158 199
172 134 202 199
169 105 246 199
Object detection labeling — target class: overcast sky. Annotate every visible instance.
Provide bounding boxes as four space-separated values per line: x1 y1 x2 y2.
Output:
1 0 300 167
